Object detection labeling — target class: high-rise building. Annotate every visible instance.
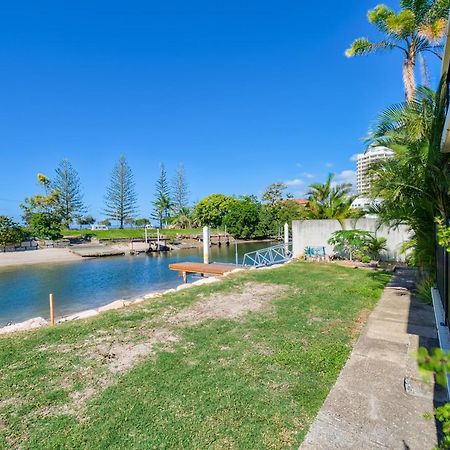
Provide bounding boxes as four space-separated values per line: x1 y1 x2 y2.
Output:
356 146 394 194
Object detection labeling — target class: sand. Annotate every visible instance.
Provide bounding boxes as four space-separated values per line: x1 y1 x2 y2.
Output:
0 248 83 268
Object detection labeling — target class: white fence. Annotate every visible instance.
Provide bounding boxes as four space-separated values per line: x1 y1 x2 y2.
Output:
292 218 412 261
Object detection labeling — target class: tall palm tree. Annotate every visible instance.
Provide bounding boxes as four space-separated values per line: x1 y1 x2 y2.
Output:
369 78 450 269
307 174 360 226
367 85 436 147
346 1 449 101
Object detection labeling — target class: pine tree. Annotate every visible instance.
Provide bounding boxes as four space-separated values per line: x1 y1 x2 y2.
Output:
53 159 85 228
172 164 189 215
104 155 138 229
152 163 172 228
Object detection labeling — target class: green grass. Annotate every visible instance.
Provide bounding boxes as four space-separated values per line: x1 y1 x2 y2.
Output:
0 262 390 449
63 227 202 240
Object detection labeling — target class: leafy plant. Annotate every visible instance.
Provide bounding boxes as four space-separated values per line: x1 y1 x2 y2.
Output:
417 347 450 448
307 174 361 226
0 216 24 247
328 229 386 261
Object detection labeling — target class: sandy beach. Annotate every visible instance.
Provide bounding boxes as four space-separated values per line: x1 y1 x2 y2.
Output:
0 248 83 268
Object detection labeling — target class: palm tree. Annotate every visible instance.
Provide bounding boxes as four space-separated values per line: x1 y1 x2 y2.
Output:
367 85 436 147
346 1 449 101
307 174 360 226
369 78 450 269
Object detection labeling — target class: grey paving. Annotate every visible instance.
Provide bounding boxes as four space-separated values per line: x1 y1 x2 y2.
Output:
300 268 446 450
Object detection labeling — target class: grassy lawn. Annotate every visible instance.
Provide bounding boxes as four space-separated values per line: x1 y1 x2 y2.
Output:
63 228 202 240
0 262 390 449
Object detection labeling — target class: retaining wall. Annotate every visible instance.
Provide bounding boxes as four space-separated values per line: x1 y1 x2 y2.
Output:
292 218 412 261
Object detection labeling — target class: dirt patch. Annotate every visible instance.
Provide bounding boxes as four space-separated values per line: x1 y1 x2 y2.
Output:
350 308 371 342
88 328 179 374
168 282 288 326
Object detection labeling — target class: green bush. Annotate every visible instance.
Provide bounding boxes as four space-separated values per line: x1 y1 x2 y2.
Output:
0 215 24 247
328 229 387 261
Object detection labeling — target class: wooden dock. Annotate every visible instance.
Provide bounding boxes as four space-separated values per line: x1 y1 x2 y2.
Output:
168 262 237 283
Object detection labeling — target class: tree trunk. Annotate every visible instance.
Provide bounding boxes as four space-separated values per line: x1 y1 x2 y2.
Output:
403 56 416 102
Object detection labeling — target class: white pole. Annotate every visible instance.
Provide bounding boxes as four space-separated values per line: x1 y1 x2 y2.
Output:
284 222 289 254
203 226 210 264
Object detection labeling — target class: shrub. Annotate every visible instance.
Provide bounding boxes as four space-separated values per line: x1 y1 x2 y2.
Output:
328 229 387 261
0 216 24 247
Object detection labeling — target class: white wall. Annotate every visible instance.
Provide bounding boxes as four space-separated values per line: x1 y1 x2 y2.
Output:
292 218 412 261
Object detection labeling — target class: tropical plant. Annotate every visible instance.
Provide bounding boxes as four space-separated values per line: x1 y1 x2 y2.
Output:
103 155 138 229
194 194 236 227
307 174 360 225
346 1 450 101
52 159 86 228
0 216 24 247
367 86 436 147
328 229 386 261
369 78 450 269
152 163 173 229
135 218 150 227
171 207 194 229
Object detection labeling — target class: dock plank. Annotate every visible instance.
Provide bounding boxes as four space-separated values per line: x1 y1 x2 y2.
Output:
168 262 236 276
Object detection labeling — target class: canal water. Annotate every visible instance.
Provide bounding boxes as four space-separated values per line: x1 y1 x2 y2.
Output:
0 241 273 325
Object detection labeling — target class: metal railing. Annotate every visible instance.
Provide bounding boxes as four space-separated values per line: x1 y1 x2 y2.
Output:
242 243 293 268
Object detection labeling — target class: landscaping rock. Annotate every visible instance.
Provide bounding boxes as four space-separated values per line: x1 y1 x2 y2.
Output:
0 317 48 334
98 300 126 312
191 277 220 286
132 297 146 305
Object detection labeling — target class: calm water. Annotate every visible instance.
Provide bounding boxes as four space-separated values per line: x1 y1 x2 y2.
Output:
0 242 272 325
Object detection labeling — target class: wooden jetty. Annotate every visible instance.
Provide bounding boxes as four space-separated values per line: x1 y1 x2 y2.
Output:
168 262 237 283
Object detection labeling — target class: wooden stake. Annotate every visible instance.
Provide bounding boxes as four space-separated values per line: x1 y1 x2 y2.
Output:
49 293 55 326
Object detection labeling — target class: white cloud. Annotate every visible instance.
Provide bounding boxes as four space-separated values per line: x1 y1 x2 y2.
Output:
350 153 360 162
285 178 304 187
325 162 333 168
301 172 315 179
334 169 356 187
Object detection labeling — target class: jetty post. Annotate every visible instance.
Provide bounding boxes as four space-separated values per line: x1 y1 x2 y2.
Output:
49 293 55 326
203 226 210 264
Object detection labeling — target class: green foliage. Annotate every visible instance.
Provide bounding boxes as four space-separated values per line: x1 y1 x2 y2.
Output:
223 196 264 239
328 229 387 261
152 163 173 229
370 79 450 270
134 218 150 227
346 0 449 100
0 216 24 247
261 182 287 205
307 174 360 224
171 164 189 215
103 155 138 229
99 219 111 227
52 159 86 228
416 275 434 304
171 206 194 229
77 215 95 227
27 212 62 240
194 193 236 227
417 347 450 448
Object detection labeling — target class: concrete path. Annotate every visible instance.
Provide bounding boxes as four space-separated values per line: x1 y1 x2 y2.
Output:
301 268 447 450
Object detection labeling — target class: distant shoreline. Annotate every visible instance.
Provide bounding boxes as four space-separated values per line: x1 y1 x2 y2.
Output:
0 248 83 269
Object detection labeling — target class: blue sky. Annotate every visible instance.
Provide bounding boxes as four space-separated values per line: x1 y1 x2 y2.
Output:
0 1 442 221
